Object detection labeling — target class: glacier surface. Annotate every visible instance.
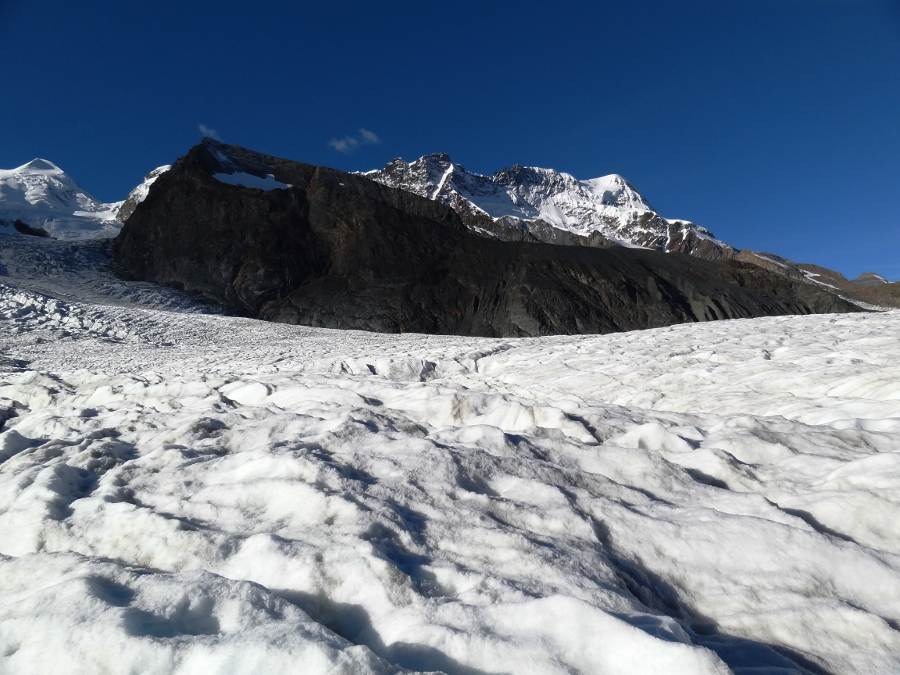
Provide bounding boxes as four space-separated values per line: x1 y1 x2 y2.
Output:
0 232 899 674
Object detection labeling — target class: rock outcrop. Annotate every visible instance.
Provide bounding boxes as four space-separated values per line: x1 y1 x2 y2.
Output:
114 139 861 337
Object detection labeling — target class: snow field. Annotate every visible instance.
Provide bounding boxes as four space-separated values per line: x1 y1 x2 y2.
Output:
1 235 899 674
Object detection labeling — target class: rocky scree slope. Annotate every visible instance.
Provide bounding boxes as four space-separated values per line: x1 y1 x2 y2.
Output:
114 139 861 337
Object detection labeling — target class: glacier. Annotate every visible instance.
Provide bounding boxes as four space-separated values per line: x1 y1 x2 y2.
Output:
1 227 899 674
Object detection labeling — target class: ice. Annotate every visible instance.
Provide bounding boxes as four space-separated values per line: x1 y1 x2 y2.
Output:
1 233 900 673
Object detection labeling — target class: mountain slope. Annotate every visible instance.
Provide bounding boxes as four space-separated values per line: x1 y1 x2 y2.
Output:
365 154 898 306
0 159 123 239
114 139 860 338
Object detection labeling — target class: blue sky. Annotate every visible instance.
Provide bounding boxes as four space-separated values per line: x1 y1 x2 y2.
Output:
2 0 898 279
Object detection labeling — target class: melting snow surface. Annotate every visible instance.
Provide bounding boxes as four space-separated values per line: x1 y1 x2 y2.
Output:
1 233 900 674
213 172 292 190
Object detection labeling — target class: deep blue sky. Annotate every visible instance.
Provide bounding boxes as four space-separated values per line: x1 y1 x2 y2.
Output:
2 0 898 279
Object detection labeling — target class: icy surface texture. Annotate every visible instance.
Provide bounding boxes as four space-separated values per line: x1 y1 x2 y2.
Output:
1 234 899 674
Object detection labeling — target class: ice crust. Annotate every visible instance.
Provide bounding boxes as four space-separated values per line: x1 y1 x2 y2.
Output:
1 233 900 674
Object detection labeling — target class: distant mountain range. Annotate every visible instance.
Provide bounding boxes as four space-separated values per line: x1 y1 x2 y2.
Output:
363 154 898 307
1 145 896 310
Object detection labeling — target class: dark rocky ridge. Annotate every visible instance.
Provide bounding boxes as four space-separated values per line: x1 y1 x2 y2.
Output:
114 139 861 337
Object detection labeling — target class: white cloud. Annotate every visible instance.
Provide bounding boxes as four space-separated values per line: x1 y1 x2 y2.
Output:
328 136 359 154
328 128 381 154
358 128 381 145
198 124 222 141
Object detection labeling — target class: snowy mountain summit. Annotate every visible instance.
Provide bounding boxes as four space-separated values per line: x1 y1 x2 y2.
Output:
0 158 123 239
365 154 735 258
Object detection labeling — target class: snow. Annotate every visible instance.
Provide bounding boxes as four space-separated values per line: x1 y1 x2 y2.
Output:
365 156 733 253
1 232 900 674
212 173 292 191
0 160 124 240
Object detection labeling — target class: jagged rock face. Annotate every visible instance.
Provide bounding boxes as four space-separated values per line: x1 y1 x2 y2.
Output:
361 154 900 308
363 154 737 260
114 139 861 338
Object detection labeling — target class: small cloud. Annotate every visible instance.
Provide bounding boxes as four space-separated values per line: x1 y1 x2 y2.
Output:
328 128 381 154
328 136 359 154
359 128 381 145
199 124 222 141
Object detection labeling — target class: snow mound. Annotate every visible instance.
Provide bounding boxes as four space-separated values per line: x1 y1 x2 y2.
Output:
117 165 171 223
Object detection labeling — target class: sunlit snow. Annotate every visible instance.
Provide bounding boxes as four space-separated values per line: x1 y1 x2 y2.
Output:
1 231 899 674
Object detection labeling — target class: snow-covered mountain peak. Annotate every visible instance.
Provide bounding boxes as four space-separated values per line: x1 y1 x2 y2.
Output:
581 174 655 212
364 154 729 256
0 158 123 239
1 158 103 212
20 158 62 172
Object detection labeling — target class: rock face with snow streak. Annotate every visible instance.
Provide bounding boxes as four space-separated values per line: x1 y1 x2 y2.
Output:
0 159 123 239
114 139 860 337
364 154 736 259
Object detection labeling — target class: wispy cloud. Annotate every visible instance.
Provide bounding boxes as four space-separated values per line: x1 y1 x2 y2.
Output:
328 128 381 154
198 124 222 141
358 128 380 145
